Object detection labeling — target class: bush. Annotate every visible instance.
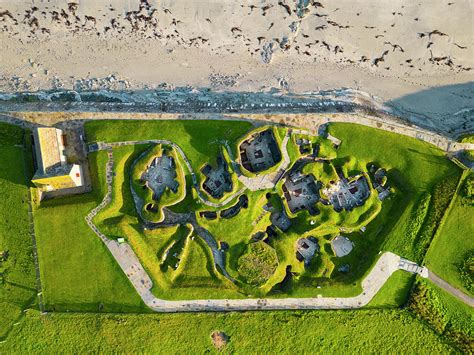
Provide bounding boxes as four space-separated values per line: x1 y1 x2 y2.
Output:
400 193 431 258
407 281 448 333
458 252 473 293
460 175 474 206
413 176 459 263
237 242 278 286
407 280 473 352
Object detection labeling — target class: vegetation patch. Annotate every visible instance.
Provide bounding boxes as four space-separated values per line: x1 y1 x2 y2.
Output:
238 242 278 286
411 175 459 263
407 279 473 353
0 128 36 339
401 193 431 257
424 172 473 295
458 252 473 293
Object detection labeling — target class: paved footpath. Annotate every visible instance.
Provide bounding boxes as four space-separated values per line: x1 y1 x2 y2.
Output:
428 271 474 307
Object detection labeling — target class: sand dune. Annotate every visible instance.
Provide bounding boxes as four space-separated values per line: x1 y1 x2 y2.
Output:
0 0 472 131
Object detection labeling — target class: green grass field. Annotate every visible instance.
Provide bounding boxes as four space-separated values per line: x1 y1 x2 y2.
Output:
367 271 414 308
85 119 254 175
0 124 36 339
0 120 471 353
33 151 147 313
425 172 474 296
0 308 456 353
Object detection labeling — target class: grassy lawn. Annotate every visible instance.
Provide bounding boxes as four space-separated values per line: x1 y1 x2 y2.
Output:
0 308 456 353
85 119 254 177
367 270 414 308
425 171 474 296
0 124 36 339
33 151 147 313
329 124 461 262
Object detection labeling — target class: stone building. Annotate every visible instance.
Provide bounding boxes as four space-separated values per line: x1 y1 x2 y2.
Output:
31 127 84 194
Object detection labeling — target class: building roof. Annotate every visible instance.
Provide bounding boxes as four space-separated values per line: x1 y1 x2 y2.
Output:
32 127 83 191
33 127 66 174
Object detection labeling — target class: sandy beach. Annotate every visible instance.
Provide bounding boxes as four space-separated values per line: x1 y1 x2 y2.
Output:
0 0 472 132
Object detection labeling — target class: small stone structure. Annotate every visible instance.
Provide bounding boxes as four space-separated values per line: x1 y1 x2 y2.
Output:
211 331 229 350
201 153 233 199
368 164 391 201
282 171 320 215
239 129 281 173
220 195 248 219
141 154 179 200
296 237 319 266
331 236 354 257
322 174 370 212
271 210 292 232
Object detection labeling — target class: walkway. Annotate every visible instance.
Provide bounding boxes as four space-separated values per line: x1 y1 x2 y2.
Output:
428 271 474 307
22 132 45 314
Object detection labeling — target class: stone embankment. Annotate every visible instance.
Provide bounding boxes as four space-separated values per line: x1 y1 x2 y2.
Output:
2 111 472 153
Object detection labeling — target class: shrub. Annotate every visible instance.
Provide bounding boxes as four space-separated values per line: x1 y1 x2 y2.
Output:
400 193 431 258
413 176 459 263
458 252 473 293
407 280 473 352
460 175 474 206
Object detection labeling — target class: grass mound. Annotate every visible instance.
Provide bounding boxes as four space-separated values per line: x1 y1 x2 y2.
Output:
238 242 278 286
130 144 186 223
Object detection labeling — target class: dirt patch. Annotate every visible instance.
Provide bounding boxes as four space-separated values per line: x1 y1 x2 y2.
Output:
211 331 229 350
